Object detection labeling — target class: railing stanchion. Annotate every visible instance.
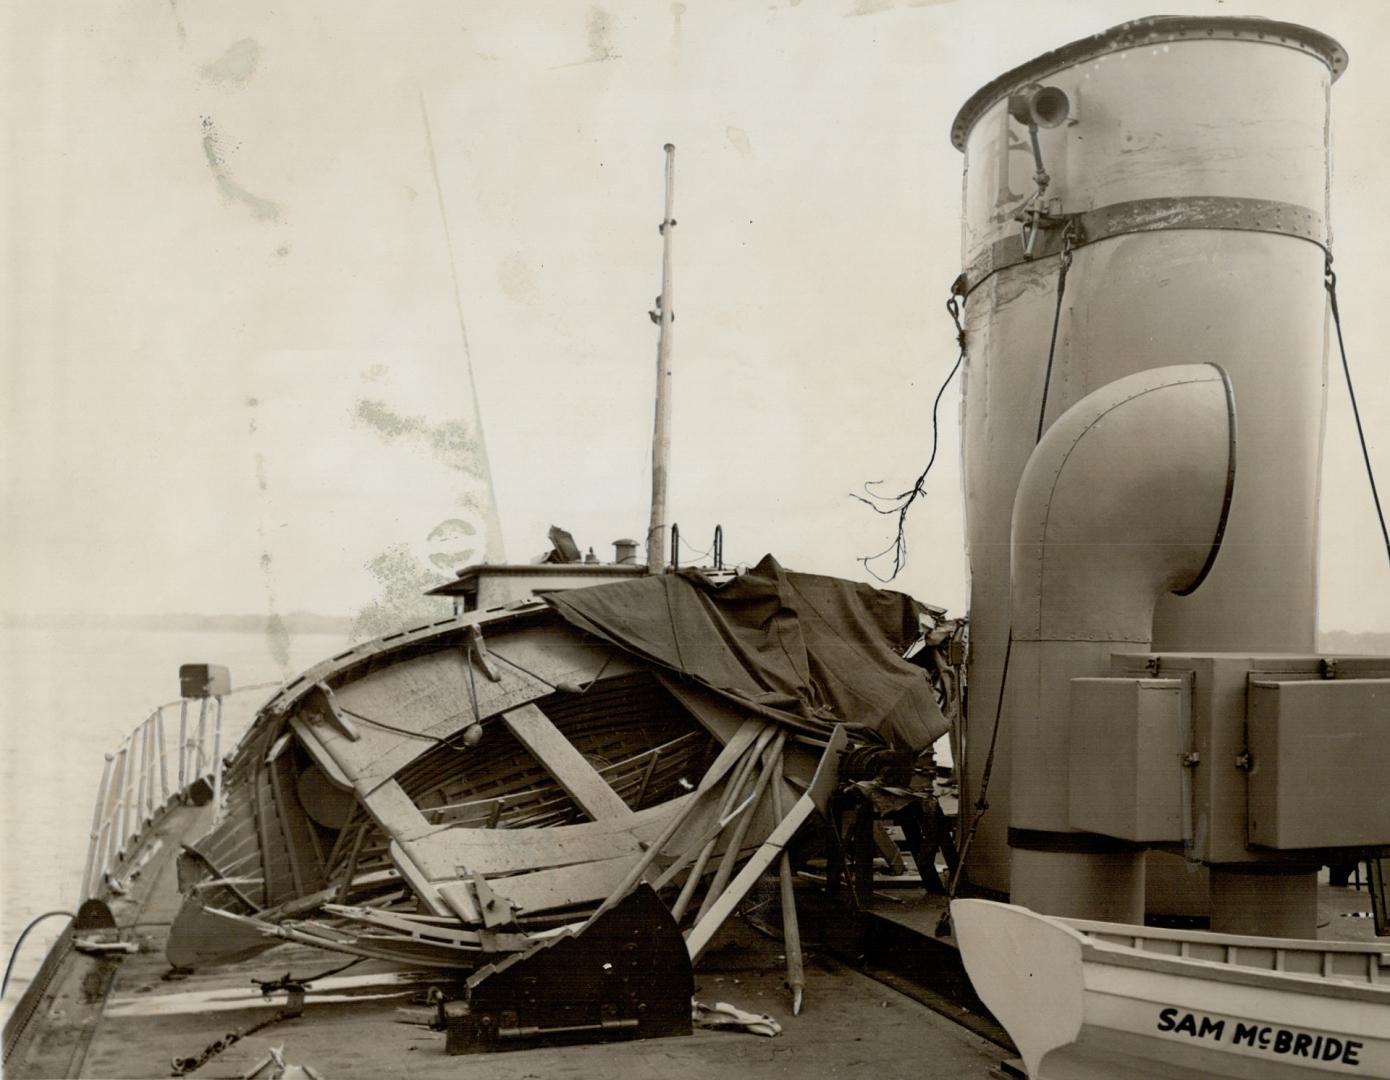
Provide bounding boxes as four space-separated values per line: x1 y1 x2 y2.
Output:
135 715 151 827
98 744 125 885
112 740 131 863
145 715 158 820
155 706 170 806
211 694 225 806
177 699 189 791
123 734 139 854
194 698 209 781
80 753 117 902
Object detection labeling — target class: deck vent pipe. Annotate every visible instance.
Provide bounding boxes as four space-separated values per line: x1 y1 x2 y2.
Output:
1005 363 1235 922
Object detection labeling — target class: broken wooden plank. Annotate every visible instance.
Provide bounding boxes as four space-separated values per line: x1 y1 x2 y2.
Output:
693 730 786 924
361 779 435 842
672 724 776 921
437 880 482 924
471 870 517 929
388 841 450 917
651 769 786 892
686 725 845 964
403 793 695 879
488 853 643 914
323 904 562 952
502 703 630 821
771 749 805 1016
874 822 906 876
581 718 768 924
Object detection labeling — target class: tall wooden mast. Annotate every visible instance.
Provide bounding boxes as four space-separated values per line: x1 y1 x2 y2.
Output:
647 143 676 573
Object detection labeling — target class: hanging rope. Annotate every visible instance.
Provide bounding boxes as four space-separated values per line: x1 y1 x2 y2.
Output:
853 277 968 582
1325 254 1390 569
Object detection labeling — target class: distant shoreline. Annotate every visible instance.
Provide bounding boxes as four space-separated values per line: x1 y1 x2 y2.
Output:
0 612 354 634
1317 629 1390 655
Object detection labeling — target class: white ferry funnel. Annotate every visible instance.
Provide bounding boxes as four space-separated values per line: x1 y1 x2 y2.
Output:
949 15 1346 896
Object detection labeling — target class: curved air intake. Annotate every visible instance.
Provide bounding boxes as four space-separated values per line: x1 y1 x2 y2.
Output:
1006 363 1235 921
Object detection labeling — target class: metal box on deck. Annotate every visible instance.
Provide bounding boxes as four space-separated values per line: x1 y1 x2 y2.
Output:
1068 677 1186 842
1247 678 1390 849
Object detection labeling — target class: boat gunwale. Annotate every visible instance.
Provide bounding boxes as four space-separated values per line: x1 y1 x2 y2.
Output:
1063 914 1390 958
1080 940 1390 1006
260 600 554 720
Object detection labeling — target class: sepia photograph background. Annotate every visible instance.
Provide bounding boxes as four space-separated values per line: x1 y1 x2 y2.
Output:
3 0 1387 1011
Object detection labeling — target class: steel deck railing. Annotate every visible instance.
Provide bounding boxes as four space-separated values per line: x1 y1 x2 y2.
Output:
77 680 280 903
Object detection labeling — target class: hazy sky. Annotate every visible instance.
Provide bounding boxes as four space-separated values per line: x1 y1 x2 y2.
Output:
4 0 1388 633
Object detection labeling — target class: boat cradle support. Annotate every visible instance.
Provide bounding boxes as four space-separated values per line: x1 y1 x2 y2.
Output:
435 884 693 1053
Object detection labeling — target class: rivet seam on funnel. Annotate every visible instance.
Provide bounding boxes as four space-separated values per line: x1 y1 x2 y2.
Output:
950 16 1348 151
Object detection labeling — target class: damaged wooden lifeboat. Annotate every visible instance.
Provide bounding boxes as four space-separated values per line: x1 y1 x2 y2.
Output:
168 555 950 969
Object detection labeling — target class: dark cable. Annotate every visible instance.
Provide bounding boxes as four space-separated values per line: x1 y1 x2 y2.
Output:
338 706 479 751
253 956 363 993
675 531 713 563
484 650 558 693
1326 257 1390 568
937 632 1012 934
465 644 482 727
2 910 74 998
557 651 617 695
1035 230 1074 443
853 281 968 582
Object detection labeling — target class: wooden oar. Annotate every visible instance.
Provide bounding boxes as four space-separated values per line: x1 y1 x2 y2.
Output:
770 747 805 1015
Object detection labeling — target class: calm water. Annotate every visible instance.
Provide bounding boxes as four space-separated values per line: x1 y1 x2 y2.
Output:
0 625 349 1014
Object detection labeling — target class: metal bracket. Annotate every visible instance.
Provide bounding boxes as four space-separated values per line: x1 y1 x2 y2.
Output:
466 626 503 683
310 683 361 742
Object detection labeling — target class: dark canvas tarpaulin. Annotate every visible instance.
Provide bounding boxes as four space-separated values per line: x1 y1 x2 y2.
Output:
544 555 948 749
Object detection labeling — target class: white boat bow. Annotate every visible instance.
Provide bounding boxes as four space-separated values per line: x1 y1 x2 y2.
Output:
952 898 1390 1079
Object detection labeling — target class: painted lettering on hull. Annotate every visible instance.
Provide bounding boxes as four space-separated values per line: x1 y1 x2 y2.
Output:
1155 1008 1364 1067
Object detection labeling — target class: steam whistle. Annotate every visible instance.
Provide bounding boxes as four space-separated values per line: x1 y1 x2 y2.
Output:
1007 84 1071 130
1007 84 1072 257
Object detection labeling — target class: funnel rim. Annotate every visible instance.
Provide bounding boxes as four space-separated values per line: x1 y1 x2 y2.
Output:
950 15 1348 152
